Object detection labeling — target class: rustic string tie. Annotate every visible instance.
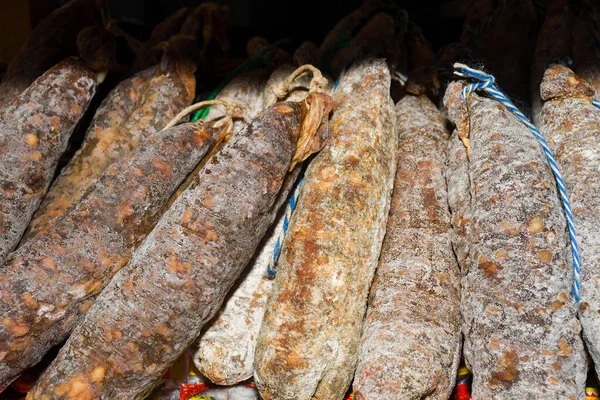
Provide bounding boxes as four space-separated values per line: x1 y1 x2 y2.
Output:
272 64 328 102
162 100 247 131
453 62 582 303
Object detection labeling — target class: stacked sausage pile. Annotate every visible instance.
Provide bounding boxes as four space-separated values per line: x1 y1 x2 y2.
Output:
0 0 600 399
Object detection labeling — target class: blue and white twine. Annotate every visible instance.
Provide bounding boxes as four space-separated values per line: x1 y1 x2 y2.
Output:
453 63 582 303
265 74 343 278
266 178 304 278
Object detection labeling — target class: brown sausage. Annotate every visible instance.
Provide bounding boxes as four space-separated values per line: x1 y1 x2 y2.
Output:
0 27 113 262
539 64 600 382
28 91 332 400
353 91 461 399
0 119 225 391
444 80 586 397
23 34 197 242
328 12 405 77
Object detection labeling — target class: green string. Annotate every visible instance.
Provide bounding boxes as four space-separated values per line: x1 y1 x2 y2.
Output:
191 38 290 122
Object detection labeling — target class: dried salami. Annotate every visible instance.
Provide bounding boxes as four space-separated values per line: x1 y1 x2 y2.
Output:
0 119 226 391
444 80 587 397
192 52 326 386
0 0 102 109
205 69 269 135
539 64 600 381
353 91 461 399
28 88 332 400
194 209 288 385
255 59 397 400
23 34 197 241
405 23 438 101
169 67 270 204
0 27 113 262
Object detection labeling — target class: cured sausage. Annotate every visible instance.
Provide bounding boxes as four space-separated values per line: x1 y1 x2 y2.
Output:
192 57 321 385
539 64 600 381
353 89 461 399
0 118 227 391
0 0 102 109
255 59 397 400
444 79 587 397
194 208 289 385
28 85 332 399
0 27 113 262
23 34 197 241
168 66 270 204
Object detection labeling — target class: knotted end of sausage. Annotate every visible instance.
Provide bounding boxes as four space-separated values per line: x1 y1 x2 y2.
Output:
541 64 595 102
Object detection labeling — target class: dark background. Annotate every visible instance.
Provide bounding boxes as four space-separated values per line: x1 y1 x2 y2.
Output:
0 0 469 70
106 0 467 55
